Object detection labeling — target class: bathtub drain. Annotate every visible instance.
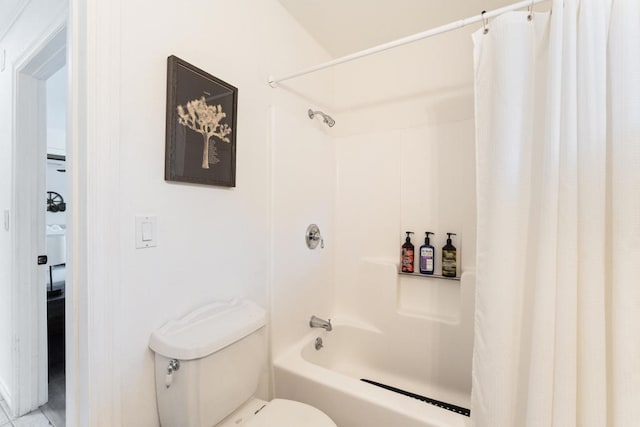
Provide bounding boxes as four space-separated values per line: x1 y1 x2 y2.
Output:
360 379 470 417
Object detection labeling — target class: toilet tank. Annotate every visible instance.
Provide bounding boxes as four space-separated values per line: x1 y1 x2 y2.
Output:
149 299 266 427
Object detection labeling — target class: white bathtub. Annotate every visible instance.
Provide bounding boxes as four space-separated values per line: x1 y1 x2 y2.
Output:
274 321 472 427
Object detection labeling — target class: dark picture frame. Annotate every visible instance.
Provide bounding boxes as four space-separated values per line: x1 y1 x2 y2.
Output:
165 55 238 187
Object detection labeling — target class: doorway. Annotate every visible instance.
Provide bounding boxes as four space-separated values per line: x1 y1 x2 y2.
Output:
10 26 67 425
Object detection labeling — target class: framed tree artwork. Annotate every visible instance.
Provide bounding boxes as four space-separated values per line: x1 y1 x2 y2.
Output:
165 55 238 187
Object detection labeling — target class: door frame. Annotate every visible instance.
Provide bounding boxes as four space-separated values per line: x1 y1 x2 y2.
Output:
9 0 123 423
11 14 67 417
67 0 123 424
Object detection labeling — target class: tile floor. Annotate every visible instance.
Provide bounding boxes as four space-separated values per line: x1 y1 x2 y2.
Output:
0 370 65 427
0 397 54 427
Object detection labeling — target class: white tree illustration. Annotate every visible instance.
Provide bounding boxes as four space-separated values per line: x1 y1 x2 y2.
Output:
177 96 232 169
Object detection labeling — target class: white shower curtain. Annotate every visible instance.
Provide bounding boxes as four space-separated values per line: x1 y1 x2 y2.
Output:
472 1 640 426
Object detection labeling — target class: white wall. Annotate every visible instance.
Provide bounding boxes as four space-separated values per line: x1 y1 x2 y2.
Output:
103 1 333 425
0 0 67 406
46 67 67 227
46 65 66 157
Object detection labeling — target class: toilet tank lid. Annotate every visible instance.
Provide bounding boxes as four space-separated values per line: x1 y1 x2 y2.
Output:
148 298 266 360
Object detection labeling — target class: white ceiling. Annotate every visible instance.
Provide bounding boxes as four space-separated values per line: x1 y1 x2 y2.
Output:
3 1 535 59
277 0 527 57
1 1 543 71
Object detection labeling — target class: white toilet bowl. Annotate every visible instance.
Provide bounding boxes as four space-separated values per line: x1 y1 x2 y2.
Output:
218 398 335 427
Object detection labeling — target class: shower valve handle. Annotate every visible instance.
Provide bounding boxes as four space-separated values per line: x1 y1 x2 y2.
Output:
309 231 324 247
306 224 324 249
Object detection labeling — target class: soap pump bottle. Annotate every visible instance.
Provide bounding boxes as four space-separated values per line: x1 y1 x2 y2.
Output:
419 232 435 275
401 231 415 273
442 233 457 277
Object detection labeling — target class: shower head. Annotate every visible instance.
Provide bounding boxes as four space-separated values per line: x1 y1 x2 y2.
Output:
308 109 335 127
323 114 336 127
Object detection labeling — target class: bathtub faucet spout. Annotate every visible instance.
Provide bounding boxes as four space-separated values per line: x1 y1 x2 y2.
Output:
309 315 332 331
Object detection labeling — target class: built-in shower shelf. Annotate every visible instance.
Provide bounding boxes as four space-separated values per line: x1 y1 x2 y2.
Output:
398 272 460 281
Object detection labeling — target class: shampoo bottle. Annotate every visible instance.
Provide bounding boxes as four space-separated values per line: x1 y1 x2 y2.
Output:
419 232 435 275
442 233 457 277
401 231 415 273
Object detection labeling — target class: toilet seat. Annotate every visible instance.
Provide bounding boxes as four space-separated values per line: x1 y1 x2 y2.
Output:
244 399 336 427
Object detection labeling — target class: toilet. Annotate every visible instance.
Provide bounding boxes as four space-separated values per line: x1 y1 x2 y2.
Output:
149 298 336 427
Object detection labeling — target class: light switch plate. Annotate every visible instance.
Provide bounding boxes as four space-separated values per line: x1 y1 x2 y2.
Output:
135 215 157 248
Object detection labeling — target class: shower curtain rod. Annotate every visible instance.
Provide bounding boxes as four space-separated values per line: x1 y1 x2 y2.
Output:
268 0 546 87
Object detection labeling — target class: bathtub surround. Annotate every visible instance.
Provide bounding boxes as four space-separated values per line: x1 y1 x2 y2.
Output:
333 118 476 321
267 21 477 425
472 1 640 425
274 282 475 427
282 15 479 426
270 104 336 358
